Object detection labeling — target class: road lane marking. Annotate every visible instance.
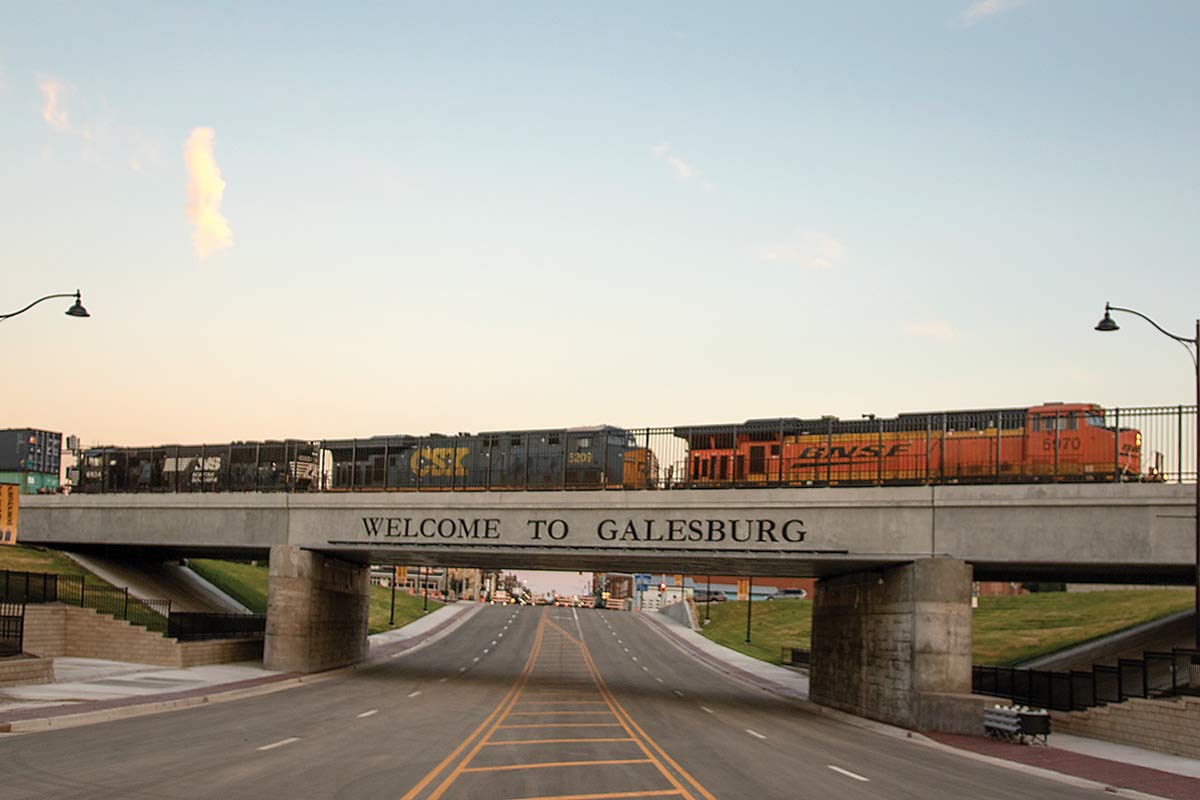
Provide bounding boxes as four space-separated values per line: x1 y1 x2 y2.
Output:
672 690 684 697
357 709 379 718
459 667 467 672
473 657 480 662
257 737 299 751
509 792 680 800
700 707 713 714
408 690 422 698
439 677 448 682
827 765 870 781
461 758 652 774
656 677 664 683
745 729 767 740
507 710 612 716
632 656 638 661
492 640 497 645
399 615 547 800
483 649 490 654
497 722 623 729
482 737 634 746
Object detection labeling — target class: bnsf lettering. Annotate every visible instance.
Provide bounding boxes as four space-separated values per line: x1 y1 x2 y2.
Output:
796 444 910 460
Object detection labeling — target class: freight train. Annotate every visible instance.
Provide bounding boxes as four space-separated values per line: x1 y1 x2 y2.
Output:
677 402 1142 485
72 402 1145 493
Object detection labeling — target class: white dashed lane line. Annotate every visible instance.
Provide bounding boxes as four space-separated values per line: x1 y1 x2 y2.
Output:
700 706 714 714
828 766 869 782
258 737 300 751
746 729 767 740
673 690 684 697
473 657 480 662
357 709 378 718
408 690 421 698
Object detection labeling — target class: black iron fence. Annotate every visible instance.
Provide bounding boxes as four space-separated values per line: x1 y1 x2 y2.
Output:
72 404 1197 493
973 648 1200 712
780 647 810 667
167 612 265 641
0 602 24 657
0 569 259 640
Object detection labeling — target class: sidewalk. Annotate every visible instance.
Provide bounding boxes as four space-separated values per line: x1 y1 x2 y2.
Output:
645 606 1200 800
0 602 478 732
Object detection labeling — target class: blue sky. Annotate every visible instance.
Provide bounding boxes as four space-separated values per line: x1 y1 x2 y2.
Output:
3 1 1198 446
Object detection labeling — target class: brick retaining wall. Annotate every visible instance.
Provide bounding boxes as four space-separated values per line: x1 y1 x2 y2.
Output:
0 655 54 687
23 604 262 668
1052 696 1200 759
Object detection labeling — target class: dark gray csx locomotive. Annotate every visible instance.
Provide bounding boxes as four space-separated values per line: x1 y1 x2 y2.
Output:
76 425 658 492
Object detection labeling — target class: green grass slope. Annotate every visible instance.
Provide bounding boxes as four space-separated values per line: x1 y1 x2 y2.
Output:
187 558 441 633
697 588 1193 667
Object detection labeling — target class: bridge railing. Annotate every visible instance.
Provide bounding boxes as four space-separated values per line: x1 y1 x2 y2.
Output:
71 404 1197 493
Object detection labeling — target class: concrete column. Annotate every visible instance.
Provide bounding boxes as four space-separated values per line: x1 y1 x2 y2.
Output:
809 558 984 733
263 545 370 673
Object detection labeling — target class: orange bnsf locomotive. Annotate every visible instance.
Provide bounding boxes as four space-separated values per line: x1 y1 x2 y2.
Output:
676 402 1143 486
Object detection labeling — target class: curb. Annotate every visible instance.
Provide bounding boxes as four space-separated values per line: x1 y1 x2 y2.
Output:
636 612 1178 800
0 603 481 735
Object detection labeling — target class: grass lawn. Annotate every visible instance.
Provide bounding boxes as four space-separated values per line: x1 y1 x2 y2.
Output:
972 589 1192 665
0 543 98 579
188 558 270 613
187 558 442 633
697 589 1194 667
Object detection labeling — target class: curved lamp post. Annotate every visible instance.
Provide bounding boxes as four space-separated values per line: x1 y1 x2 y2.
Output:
1095 302 1199 650
1 290 89 321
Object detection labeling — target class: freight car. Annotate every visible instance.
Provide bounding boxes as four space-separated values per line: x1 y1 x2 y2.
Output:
77 440 318 493
323 425 658 490
675 402 1142 486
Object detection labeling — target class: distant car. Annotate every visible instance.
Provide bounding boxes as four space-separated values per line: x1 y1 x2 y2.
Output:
765 588 808 600
693 590 728 603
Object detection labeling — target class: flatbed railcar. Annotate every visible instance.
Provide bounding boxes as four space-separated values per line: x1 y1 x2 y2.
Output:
675 402 1142 486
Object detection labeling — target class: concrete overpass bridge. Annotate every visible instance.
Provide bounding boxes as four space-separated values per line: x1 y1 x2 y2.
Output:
17 483 1197 734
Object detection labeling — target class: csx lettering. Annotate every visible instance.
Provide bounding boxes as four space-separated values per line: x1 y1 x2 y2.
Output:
796 444 910 460
410 447 468 477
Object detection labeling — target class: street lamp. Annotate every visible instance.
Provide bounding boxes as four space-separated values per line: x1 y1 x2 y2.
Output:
1 290 89 321
1095 302 1199 650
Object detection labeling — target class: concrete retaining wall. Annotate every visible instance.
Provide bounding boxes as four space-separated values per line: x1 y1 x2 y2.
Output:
0 655 54 687
1053 696 1200 759
23 604 262 667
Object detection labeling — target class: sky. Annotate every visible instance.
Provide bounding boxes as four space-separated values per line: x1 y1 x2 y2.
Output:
3 1 1198 448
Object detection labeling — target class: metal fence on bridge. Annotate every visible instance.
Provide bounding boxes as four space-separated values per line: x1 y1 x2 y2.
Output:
71 404 1198 494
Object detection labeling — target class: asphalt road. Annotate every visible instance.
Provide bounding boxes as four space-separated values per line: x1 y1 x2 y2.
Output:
0 605 1111 799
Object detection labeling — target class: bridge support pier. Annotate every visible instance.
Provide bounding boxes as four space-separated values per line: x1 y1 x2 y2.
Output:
263 545 370 673
809 558 985 734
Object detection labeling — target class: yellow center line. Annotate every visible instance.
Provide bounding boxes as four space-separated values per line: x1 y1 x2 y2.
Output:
460 758 653 774
482 738 635 746
508 791 682 800
574 642 718 800
497 723 625 729
507 710 615 716
398 614 546 800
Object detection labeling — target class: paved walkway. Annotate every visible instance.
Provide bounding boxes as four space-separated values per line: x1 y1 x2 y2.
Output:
0 602 479 727
647 604 1200 799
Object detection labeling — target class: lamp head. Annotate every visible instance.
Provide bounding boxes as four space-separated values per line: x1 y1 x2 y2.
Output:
1094 304 1118 332
65 290 89 318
